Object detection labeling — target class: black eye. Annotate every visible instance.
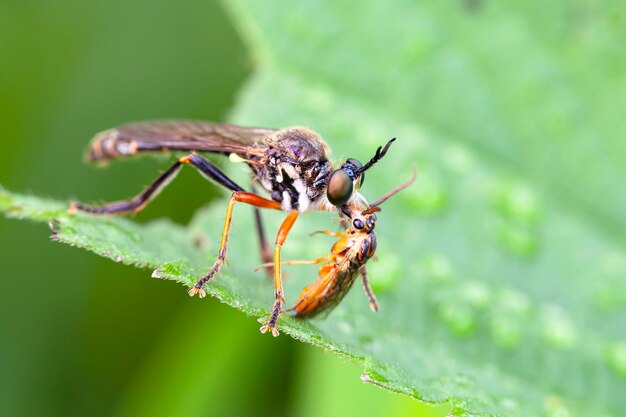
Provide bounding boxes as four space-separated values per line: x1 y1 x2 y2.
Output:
327 169 354 206
352 218 364 229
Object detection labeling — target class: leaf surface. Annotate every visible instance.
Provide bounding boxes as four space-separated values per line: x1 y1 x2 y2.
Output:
3 0 626 415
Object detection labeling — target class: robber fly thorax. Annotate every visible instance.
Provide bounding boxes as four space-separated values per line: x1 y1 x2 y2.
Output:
246 128 334 213
70 120 397 336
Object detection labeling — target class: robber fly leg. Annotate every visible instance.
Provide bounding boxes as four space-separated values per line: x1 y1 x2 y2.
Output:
69 160 183 215
260 211 299 337
69 154 244 215
359 267 379 312
251 183 273 277
188 192 282 298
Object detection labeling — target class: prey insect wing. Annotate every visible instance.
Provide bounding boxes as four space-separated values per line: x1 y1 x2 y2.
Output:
289 253 359 318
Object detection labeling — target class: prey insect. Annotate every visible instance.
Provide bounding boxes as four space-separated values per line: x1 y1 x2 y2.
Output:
258 169 416 317
69 120 396 336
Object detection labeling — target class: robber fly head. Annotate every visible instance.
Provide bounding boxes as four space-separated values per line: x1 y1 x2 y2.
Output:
326 138 396 207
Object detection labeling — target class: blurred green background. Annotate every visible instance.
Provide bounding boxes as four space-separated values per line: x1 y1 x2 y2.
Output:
0 1 444 416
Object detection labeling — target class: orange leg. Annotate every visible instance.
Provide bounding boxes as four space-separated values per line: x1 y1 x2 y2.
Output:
309 230 344 238
254 256 329 272
260 211 299 337
188 192 281 298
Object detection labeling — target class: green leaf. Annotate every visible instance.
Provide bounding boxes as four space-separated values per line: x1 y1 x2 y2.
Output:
3 0 626 415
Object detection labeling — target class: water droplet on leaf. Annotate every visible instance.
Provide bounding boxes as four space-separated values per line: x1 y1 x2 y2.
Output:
498 289 531 315
541 306 577 350
422 254 453 284
490 315 522 349
496 221 538 257
439 302 476 336
460 280 491 309
490 180 541 224
605 341 626 378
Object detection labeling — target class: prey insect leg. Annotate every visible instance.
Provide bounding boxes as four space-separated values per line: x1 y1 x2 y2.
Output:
359 267 379 312
69 154 244 215
254 256 329 271
309 230 344 238
188 192 282 298
260 211 299 337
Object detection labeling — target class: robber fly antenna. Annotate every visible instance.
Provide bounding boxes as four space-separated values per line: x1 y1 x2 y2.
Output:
370 165 417 208
355 138 396 176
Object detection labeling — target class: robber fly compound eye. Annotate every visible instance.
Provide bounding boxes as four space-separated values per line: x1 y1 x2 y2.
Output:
327 158 367 206
327 169 354 206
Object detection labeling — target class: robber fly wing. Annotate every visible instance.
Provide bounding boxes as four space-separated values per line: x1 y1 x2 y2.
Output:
86 120 277 163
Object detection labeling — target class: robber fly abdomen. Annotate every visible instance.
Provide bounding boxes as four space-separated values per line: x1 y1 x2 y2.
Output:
70 120 397 336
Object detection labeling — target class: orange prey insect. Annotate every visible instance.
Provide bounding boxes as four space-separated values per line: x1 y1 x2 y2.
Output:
258 168 416 318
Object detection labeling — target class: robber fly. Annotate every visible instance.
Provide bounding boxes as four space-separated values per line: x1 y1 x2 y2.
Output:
69 120 396 336
260 169 416 318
